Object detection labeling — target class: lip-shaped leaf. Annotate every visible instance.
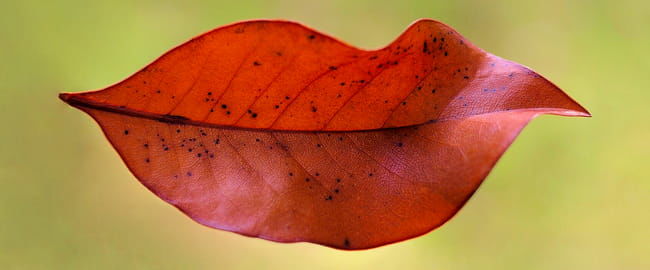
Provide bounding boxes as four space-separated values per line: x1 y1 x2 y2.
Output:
60 19 589 250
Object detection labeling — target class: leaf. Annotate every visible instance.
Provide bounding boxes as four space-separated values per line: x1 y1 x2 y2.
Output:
59 19 589 250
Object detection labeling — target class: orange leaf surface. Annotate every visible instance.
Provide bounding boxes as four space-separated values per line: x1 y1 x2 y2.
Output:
60 19 589 250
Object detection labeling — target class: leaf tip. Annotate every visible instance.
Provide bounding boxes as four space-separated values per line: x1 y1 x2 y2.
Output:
59 92 87 112
58 92 72 103
59 92 91 109
572 105 592 117
549 88 592 118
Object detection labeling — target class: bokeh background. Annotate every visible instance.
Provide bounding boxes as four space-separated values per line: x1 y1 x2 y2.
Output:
1 0 648 269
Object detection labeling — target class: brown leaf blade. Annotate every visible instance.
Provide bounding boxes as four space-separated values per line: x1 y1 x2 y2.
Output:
60 19 589 249
60 19 588 131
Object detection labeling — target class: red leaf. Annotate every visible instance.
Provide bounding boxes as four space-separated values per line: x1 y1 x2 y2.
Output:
60 19 589 250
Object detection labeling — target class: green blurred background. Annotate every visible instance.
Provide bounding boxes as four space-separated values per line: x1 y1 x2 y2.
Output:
1 0 648 269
